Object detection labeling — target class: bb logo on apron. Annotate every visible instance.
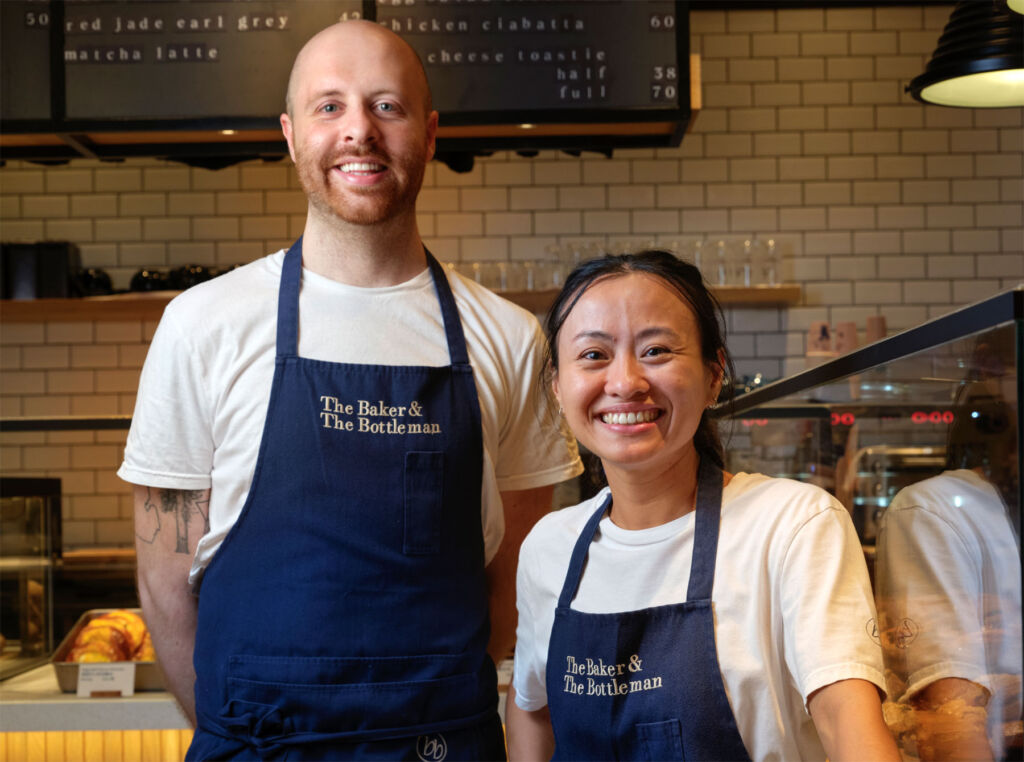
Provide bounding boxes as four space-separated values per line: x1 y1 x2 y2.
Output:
545 458 752 762
416 733 448 761
187 240 505 761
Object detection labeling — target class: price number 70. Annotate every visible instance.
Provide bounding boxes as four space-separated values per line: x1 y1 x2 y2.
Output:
651 65 678 102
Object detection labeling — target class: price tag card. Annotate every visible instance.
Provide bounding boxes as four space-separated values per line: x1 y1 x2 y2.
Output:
77 662 136 697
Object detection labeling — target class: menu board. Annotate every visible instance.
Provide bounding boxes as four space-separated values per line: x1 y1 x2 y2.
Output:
64 0 364 121
1 0 687 131
377 1 684 118
1 1 53 122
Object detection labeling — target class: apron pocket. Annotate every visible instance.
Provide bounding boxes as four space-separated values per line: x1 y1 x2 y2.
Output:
223 654 487 743
404 451 444 555
635 719 685 761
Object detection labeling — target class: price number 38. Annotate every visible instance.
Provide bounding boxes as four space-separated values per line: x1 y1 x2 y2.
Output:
651 64 678 102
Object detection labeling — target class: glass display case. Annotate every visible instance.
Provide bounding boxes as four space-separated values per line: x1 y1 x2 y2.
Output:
0 478 61 681
717 287 1022 761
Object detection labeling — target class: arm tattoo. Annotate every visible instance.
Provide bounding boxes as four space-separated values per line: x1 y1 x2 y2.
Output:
136 487 210 554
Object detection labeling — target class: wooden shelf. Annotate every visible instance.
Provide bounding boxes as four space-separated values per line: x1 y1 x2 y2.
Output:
0 284 801 323
714 284 802 305
0 292 178 323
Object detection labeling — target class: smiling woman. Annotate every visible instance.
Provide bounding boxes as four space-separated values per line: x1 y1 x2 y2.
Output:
545 253 731 512
550 270 723 525
506 250 903 762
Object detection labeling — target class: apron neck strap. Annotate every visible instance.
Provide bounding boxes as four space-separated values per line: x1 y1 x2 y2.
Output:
556 491 611 609
277 238 303 357
686 457 724 601
555 457 725 608
425 251 469 367
276 240 470 367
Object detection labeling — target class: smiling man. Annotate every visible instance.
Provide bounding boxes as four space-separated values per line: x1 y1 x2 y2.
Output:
119 21 581 761
282 22 434 240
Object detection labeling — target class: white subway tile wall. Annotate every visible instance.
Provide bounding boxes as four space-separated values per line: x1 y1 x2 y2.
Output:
1 6 1022 548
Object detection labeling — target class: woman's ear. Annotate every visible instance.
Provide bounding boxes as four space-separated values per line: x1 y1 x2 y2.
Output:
551 370 562 412
708 350 726 405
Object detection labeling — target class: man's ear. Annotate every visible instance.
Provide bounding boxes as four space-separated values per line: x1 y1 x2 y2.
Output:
425 110 439 162
280 113 297 164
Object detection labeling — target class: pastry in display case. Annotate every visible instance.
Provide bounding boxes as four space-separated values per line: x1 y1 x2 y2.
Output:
717 288 1022 761
0 477 61 681
51 607 165 692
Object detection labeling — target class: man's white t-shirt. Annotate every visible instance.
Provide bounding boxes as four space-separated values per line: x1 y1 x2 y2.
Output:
876 469 1022 758
513 473 886 761
118 250 582 586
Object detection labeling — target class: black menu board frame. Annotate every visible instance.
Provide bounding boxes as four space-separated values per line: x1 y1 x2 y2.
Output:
1 0 690 160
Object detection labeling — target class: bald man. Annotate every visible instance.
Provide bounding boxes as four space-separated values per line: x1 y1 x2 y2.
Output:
121 21 581 760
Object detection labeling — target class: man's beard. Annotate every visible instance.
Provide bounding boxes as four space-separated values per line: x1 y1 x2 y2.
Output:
295 146 425 226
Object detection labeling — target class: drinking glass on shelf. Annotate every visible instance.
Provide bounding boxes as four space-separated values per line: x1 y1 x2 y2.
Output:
495 262 511 292
521 261 537 291
747 239 764 286
583 241 606 262
558 243 578 269
504 261 529 292
564 241 604 269
610 239 633 256
760 238 779 286
712 239 728 286
471 261 501 291
458 261 482 284
682 237 704 272
739 239 754 287
545 243 570 280
533 259 560 290
659 238 681 257
724 239 748 286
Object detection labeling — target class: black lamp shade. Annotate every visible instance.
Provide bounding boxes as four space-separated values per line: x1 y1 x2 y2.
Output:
907 0 1024 107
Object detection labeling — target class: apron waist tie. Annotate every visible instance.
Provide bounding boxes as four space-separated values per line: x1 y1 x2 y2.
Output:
198 701 500 748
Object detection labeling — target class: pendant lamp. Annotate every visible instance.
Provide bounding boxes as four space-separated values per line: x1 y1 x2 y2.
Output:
906 0 1024 108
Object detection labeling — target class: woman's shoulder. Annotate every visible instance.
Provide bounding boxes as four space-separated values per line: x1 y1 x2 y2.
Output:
725 472 845 521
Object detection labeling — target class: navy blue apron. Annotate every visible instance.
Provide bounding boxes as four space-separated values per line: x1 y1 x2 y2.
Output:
545 457 751 761
187 240 504 761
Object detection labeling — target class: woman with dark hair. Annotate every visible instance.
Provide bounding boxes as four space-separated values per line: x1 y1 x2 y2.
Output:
506 251 900 761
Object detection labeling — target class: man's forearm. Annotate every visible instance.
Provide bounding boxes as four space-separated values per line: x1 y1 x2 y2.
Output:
133 485 207 727
137 571 198 726
506 685 555 761
486 486 553 664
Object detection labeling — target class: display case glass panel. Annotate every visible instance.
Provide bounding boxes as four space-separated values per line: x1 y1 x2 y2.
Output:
719 289 1022 761
0 478 61 681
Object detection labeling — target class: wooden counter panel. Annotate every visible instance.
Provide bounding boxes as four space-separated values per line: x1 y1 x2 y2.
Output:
0 729 193 762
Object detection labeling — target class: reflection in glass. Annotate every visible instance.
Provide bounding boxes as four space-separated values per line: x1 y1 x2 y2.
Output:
876 350 1022 760
719 302 1023 760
